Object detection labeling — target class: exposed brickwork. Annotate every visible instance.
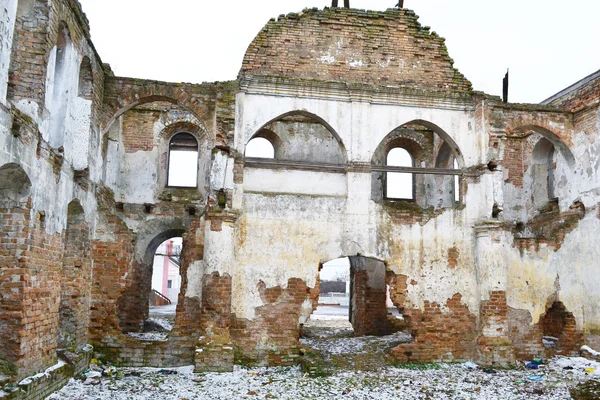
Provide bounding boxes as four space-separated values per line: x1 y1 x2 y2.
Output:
241 8 472 91
2 2 600 398
447 246 460 269
540 302 584 356
507 301 584 360
231 278 318 366
503 136 527 188
351 269 399 336
58 206 92 350
0 200 65 378
391 294 478 363
121 108 161 153
4 348 91 400
101 77 237 147
89 190 135 340
8 0 51 104
9 0 105 122
477 291 514 365
514 201 585 252
547 73 600 113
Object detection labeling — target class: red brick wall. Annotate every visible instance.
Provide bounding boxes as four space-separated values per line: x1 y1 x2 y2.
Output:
59 214 92 350
547 74 600 113
241 8 472 91
231 278 318 366
503 137 529 188
351 269 398 336
391 294 478 363
122 110 160 153
90 200 136 340
0 200 66 377
0 205 32 371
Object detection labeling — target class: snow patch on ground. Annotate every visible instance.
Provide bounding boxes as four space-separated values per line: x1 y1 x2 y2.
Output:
47 359 600 400
582 345 600 357
301 331 412 355
18 361 66 386
127 317 174 341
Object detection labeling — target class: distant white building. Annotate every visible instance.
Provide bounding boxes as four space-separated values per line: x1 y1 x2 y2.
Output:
151 238 182 304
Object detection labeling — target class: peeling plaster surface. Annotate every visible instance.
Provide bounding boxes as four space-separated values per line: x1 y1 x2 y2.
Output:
244 168 346 196
119 151 159 204
0 0 17 105
507 213 600 329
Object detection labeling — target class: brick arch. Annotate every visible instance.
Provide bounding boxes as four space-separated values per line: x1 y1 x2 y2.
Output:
372 127 430 166
507 124 575 168
159 120 208 142
101 79 216 138
402 119 465 168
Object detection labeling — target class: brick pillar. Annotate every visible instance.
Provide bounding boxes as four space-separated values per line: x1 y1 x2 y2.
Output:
474 221 515 366
194 214 234 372
349 257 396 336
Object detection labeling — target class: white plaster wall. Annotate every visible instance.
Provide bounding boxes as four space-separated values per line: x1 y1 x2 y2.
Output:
226 90 492 322
0 0 18 105
244 168 346 196
104 120 123 195
45 42 79 149
118 150 159 204
504 212 600 332
67 95 92 171
235 93 477 168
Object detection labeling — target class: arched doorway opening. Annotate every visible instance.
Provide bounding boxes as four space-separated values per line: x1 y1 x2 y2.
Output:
120 229 186 341
303 256 406 338
147 237 183 332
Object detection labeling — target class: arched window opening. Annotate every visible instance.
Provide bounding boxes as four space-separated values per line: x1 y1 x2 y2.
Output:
245 137 275 159
532 138 557 209
77 57 93 100
386 147 414 200
48 24 71 148
167 132 198 188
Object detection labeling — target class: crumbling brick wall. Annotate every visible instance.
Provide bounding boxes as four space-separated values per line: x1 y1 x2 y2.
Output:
58 203 92 350
391 294 478 363
0 200 65 378
241 8 472 91
231 278 318 366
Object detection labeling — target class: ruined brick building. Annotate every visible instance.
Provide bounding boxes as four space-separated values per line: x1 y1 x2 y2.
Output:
1 0 600 397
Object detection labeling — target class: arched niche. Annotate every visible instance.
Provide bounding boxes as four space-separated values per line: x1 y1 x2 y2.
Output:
245 111 347 164
59 199 91 350
510 124 575 169
78 56 93 100
531 138 557 210
48 22 73 149
0 163 32 208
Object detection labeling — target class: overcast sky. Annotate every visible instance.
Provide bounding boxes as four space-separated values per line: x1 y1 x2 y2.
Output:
78 0 600 104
